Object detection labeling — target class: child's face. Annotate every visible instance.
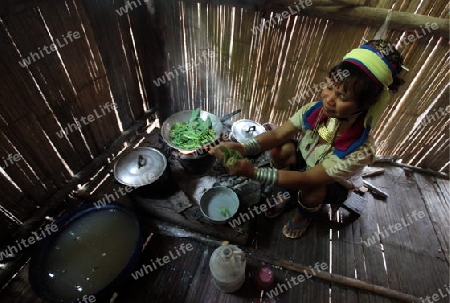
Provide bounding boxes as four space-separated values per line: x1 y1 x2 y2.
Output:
321 83 364 119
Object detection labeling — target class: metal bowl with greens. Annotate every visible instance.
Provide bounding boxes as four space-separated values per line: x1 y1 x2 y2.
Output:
161 108 223 152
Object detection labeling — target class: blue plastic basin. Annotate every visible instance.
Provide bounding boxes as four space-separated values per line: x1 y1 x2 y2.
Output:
28 202 143 303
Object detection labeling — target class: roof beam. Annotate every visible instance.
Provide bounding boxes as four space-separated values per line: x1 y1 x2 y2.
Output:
2 0 448 38
180 0 449 38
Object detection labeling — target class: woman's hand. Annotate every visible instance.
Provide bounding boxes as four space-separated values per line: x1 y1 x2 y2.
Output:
225 158 255 177
210 141 245 157
209 142 244 163
209 142 255 177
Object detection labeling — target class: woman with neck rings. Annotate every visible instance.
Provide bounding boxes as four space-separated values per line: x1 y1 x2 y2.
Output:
210 40 405 239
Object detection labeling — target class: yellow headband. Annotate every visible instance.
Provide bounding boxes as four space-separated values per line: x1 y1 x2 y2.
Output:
342 48 394 128
343 48 393 88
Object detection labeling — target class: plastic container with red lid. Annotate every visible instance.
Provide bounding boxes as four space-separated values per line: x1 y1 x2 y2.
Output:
254 266 275 291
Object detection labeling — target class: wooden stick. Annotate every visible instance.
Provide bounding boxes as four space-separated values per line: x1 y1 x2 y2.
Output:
363 180 389 199
133 200 250 246
149 222 423 303
384 162 449 180
374 156 401 163
287 4 448 38
362 167 385 178
372 157 448 179
251 252 423 303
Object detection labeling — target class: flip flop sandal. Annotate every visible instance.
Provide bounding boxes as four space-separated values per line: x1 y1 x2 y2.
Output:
282 218 312 239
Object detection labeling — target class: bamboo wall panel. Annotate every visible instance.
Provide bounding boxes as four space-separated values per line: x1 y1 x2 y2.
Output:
0 212 19 244
0 0 158 242
80 0 145 129
128 0 172 121
0 130 48 204
0 175 33 222
159 0 449 172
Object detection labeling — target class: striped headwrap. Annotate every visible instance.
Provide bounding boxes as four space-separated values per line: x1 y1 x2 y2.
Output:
303 43 401 158
342 45 396 129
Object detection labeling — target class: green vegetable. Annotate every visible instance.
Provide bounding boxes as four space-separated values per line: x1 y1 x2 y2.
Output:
219 146 243 167
217 207 232 218
170 108 216 149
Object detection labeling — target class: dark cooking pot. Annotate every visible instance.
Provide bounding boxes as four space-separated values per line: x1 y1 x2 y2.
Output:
113 147 175 198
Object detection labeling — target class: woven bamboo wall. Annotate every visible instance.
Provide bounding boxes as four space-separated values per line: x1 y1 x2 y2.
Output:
159 0 449 173
0 0 166 241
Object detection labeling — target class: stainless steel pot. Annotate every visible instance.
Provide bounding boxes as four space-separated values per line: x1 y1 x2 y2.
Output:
113 147 167 188
230 119 266 143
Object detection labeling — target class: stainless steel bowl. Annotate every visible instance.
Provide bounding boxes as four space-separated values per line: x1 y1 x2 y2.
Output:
161 110 223 153
199 187 239 225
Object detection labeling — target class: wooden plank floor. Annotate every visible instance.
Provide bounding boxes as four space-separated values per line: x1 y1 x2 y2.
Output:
0 166 448 303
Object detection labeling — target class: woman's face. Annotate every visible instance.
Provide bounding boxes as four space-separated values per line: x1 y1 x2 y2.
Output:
321 84 365 119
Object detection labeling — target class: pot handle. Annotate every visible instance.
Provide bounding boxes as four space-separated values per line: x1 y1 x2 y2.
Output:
138 155 147 168
220 109 241 122
247 125 256 133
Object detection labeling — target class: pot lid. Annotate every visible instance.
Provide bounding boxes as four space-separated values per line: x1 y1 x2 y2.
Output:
113 147 167 187
231 119 266 143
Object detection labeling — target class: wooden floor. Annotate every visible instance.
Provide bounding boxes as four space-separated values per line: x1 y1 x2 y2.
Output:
0 166 449 303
